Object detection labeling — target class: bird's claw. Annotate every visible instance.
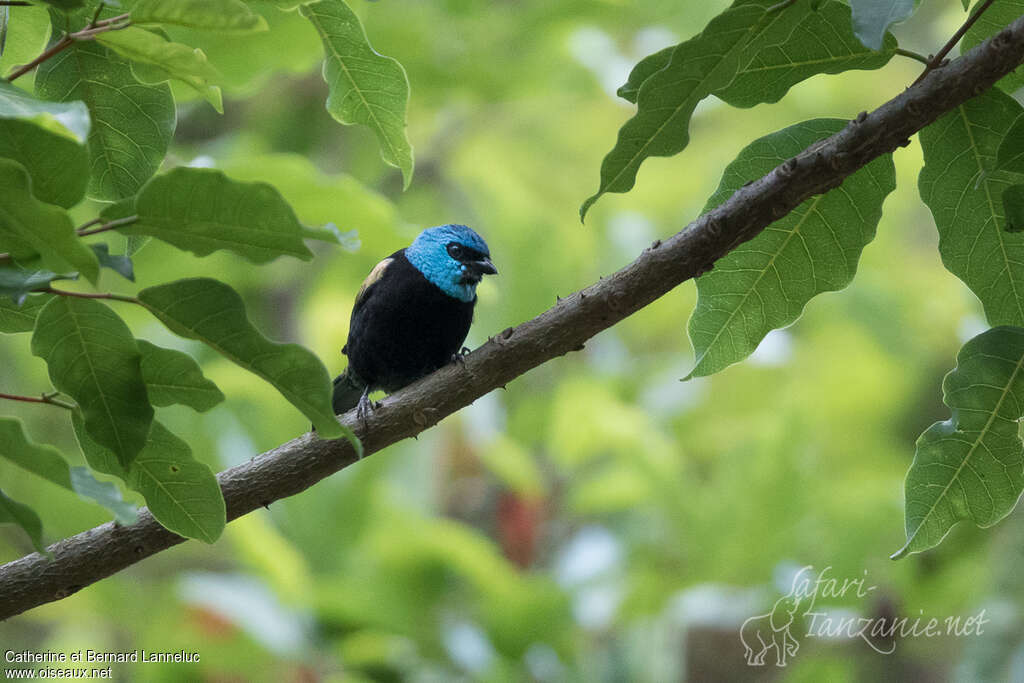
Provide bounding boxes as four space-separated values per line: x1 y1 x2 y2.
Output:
451 346 472 366
355 387 378 447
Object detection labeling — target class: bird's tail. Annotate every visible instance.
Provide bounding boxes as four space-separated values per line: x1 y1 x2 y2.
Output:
332 368 366 415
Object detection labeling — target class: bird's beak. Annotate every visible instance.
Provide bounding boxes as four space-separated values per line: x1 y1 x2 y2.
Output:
470 257 498 277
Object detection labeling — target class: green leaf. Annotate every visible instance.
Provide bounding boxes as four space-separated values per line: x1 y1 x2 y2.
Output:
849 0 914 51
96 26 224 113
963 0 1024 94
35 33 175 201
0 118 89 208
74 414 225 543
0 417 136 524
137 339 225 412
1004 185 1024 233
620 2 896 108
0 266 74 305
894 326 1024 558
125 0 268 32
0 159 98 282
919 88 1024 327
38 0 86 11
0 79 89 142
687 119 896 378
580 3 769 220
0 5 50 79
301 0 414 188
89 243 134 282
31 296 154 468
0 488 46 554
995 114 1024 173
123 168 314 263
0 294 49 333
715 0 896 108
137 278 347 440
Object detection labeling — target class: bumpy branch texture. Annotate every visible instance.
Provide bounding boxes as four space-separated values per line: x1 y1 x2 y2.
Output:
3 16 1024 621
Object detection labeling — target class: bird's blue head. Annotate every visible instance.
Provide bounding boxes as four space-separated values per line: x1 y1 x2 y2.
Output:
405 224 497 302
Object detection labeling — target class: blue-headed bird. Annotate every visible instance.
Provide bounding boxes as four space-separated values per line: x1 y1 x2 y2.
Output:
332 224 497 415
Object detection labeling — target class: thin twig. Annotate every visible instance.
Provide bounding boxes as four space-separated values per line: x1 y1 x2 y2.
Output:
0 392 75 411
5 13 131 82
41 287 139 304
895 48 930 65
7 36 72 82
912 0 998 86
77 215 139 237
0 2 32 7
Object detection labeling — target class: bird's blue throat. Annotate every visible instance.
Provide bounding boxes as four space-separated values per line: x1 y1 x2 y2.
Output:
405 224 492 302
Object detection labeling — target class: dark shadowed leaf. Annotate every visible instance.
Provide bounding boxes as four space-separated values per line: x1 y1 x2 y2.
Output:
0 488 46 554
31 296 153 467
894 326 1024 558
0 294 49 333
137 278 350 443
687 119 895 378
89 244 134 282
0 267 74 305
1005 185 1024 233
138 339 225 411
0 118 89 208
122 168 314 263
301 0 414 188
919 88 1024 326
995 114 1024 173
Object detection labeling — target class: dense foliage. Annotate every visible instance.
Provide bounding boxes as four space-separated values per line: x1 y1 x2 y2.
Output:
2 0 1024 678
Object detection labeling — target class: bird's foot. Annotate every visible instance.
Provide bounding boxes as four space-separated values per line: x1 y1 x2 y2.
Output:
355 387 378 449
451 346 472 366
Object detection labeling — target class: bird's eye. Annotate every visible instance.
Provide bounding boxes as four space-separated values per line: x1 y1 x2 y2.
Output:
446 243 464 259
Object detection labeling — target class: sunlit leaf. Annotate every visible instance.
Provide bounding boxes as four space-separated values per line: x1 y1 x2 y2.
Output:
894 326 1024 558
31 296 153 468
0 5 50 78
35 27 175 201
0 118 89 208
0 80 88 142
919 88 1024 326
0 417 137 524
687 119 895 378
849 0 914 51
0 488 46 554
301 0 414 188
122 168 314 263
0 159 98 282
137 278 348 440
581 3 768 220
125 0 268 32
138 339 225 412
74 414 225 543
0 294 48 333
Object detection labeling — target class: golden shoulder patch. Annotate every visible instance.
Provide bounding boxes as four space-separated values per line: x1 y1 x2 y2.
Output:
355 257 393 305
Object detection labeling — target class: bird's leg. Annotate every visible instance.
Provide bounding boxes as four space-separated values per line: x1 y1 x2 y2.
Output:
450 346 472 366
355 386 377 438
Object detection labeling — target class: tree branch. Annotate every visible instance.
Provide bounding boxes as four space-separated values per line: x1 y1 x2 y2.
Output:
2 15 1024 622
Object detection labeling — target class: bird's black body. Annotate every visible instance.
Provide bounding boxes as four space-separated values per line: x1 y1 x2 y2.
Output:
331 225 495 417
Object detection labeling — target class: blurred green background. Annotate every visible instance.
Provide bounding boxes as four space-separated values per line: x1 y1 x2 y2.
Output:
2 0 1022 680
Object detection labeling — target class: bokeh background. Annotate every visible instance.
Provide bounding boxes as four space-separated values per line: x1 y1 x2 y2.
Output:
1 0 1022 680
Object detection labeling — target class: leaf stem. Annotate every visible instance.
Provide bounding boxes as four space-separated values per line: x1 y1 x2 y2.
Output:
5 12 132 82
912 0 997 86
895 48 930 65
42 287 139 304
0 391 75 411
77 215 139 237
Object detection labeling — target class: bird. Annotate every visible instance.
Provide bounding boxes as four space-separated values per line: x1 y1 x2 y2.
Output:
332 224 497 417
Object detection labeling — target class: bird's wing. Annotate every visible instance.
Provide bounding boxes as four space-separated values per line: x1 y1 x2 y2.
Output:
354 257 394 309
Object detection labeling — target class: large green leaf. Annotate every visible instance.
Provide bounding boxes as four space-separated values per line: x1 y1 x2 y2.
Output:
121 168 314 263
963 0 1024 94
301 0 414 188
74 414 225 543
0 417 137 524
0 118 89 208
0 79 88 141
580 3 769 220
849 0 914 51
0 6 51 79
995 114 1024 173
0 294 48 333
138 339 225 412
0 266 74 305
96 26 223 113
620 1 895 108
34 32 175 201
0 488 46 554
137 278 348 440
125 0 267 32
0 159 98 282
919 88 1024 327
894 327 1024 558
31 296 153 468
687 119 896 378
